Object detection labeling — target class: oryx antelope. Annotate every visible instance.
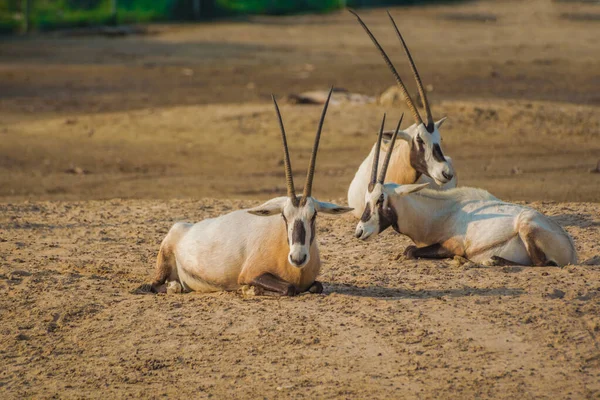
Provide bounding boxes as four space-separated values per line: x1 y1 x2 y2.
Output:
347 9 456 218
354 114 577 267
142 88 353 296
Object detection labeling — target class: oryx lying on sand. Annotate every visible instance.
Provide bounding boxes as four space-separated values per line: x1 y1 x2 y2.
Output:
354 114 577 267
347 9 456 218
143 88 352 296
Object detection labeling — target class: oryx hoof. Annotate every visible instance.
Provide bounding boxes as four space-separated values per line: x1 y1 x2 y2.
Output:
308 281 323 294
484 256 504 267
285 285 299 297
151 283 168 294
404 245 418 259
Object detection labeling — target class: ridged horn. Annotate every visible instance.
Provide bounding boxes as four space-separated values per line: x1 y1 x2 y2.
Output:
272 94 297 205
300 86 334 205
378 113 403 184
387 11 434 132
348 8 424 128
370 113 386 192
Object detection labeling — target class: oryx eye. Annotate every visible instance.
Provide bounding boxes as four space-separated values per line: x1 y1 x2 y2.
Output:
377 194 384 205
416 135 424 145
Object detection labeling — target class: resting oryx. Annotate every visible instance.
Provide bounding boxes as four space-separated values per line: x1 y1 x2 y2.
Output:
143 88 352 296
354 114 577 267
347 9 456 218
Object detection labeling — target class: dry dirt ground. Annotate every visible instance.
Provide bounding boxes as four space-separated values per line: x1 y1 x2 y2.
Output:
0 200 599 398
1 0 599 398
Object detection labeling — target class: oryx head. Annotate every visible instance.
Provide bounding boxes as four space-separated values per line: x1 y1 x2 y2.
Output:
355 113 429 241
350 9 454 186
248 88 353 267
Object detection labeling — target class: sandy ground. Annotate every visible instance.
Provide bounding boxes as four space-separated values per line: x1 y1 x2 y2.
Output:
0 0 599 398
0 199 599 398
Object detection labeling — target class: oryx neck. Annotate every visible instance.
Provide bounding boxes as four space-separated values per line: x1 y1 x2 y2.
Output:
389 191 456 245
383 139 420 185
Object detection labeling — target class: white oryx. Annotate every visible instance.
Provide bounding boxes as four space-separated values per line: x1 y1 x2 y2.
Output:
142 88 352 296
347 10 456 218
354 114 577 267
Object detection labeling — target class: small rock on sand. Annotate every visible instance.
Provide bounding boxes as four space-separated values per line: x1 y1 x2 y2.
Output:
288 89 375 105
451 256 479 270
547 289 566 299
238 285 263 297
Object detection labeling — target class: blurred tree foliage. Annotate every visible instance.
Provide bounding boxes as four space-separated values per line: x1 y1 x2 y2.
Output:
0 0 453 33
215 0 343 15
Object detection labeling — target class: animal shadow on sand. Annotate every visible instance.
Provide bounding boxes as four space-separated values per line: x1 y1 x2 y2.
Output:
324 283 524 299
582 255 600 266
550 213 600 228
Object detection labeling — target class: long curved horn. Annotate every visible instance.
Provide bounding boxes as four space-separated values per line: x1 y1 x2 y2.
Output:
369 113 386 192
301 86 333 205
378 113 403 184
348 9 424 127
272 94 297 205
387 11 434 133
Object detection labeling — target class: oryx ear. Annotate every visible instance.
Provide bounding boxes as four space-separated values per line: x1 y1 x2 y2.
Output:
392 183 429 196
247 197 286 216
435 117 447 130
383 129 412 146
315 201 353 215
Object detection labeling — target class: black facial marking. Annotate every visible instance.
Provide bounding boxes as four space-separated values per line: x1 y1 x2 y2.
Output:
292 219 306 245
378 203 399 234
360 204 372 222
409 138 429 178
432 143 446 163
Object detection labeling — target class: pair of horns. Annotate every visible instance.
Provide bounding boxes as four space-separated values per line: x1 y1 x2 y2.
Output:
369 113 404 192
272 87 333 206
349 9 434 133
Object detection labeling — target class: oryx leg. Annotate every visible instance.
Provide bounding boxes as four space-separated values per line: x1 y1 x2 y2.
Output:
404 243 455 260
517 214 556 267
133 244 176 294
135 222 190 294
149 245 176 293
251 273 299 296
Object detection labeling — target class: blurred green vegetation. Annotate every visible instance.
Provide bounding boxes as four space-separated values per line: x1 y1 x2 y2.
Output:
0 0 176 32
215 0 344 15
0 0 454 33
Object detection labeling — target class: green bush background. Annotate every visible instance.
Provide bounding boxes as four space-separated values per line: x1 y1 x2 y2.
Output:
0 0 443 33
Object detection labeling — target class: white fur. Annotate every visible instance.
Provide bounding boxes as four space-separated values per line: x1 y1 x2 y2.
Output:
160 196 352 293
355 185 577 266
348 119 456 218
